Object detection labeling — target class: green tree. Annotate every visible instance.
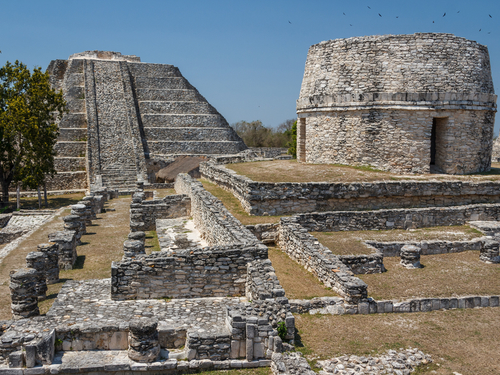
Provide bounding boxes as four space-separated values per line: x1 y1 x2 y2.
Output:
231 119 295 148
0 61 65 206
285 120 297 158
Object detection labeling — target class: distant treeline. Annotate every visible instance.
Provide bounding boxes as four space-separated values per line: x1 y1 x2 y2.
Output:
231 119 297 157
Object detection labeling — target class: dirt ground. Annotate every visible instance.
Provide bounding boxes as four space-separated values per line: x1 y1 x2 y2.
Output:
268 247 339 299
312 225 484 256
0 196 131 319
360 252 500 300
2 193 84 212
295 307 500 375
227 160 500 183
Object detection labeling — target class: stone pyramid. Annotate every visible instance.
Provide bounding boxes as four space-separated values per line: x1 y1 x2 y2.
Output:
47 51 246 190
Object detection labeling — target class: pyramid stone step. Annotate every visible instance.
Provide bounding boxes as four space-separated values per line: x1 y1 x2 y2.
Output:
58 113 87 129
55 157 86 172
128 63 182 78
63 73 84 88
148 141 246 155
134 77 193 90
65 99 86 113
58 128 87 142
67 59 84 74
142 114 228 128
139 101 217 115
55 141 86 157
144 127 240 142
63 86 86 102
136 89 203 102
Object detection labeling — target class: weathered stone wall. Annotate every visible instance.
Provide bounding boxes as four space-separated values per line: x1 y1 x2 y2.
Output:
365 238 485 257
133 194 191 231
297 33 497 174
246 259 286 301
111 245 267 300
278 219 367 303
174 173 258 245
201 162 500 215
291 203 500 232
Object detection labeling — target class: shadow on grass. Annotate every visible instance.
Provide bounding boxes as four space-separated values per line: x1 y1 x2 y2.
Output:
475 167 500 176
72 255 86 269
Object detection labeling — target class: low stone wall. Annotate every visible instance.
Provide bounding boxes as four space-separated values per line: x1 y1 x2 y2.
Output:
201 162 500 215
365 238 485 257
338 254 385 274
246 259 286 300
226 299 294 361
174 173 258 245
134 194 191 231
292 203 500 232
111 245 267 300
0 214 12 228
278 219 367 303
246 223 279 245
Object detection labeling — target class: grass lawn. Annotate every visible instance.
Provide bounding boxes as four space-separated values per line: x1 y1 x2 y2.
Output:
268 247 339 299
360 252 500 300
295 307 500 374
312 225 484 256
3 193 85 212
199 179 284 225
226 160 500 183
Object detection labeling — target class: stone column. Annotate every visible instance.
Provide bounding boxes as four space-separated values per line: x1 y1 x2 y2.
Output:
10 269 40 319
128 231 146 244
71 204 87 234
400 245 422 269
128 318 160 362
77 200 93 225
123 240 145 258
63 214 84 245
480 239 500 263
130 201 144 232
25 252 48 300
37 243 59 284
82 196 97 220
48 231 77 270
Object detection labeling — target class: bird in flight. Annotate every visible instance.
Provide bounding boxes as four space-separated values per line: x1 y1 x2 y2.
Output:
457 11 460 13
479 29 482 32
443 12 446 17
396 16 399 18
288 20 292 24
433 20 435 23
350 24 353 26
343 12 346 15
489 14 493 18
367 6 371 9
378 13 382 17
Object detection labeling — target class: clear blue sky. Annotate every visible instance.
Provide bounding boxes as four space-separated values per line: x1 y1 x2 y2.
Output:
1 0 499 132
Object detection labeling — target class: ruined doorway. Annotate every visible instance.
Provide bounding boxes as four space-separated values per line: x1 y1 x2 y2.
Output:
430 117 448 171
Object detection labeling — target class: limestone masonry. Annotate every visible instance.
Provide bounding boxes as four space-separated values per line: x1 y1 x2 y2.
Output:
47 51 246 191
297 33 497 174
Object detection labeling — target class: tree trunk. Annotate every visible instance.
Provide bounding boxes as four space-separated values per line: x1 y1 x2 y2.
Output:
1 180 10 209
37 186 41 209
16 183 20 210
43 183 48 208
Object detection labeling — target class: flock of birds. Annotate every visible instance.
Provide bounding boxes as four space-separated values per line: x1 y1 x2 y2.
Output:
288 7 494 34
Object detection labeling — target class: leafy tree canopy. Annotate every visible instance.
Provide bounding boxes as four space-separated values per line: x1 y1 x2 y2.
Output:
231 119 295 149
0 60 66 206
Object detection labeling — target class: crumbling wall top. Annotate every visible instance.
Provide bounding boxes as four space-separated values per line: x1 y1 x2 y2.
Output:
69 51 141 62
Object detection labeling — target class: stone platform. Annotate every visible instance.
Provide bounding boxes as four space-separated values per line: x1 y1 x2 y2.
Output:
0 279 246 364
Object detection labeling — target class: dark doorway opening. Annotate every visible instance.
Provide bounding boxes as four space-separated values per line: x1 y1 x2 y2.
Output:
430 118 437 166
